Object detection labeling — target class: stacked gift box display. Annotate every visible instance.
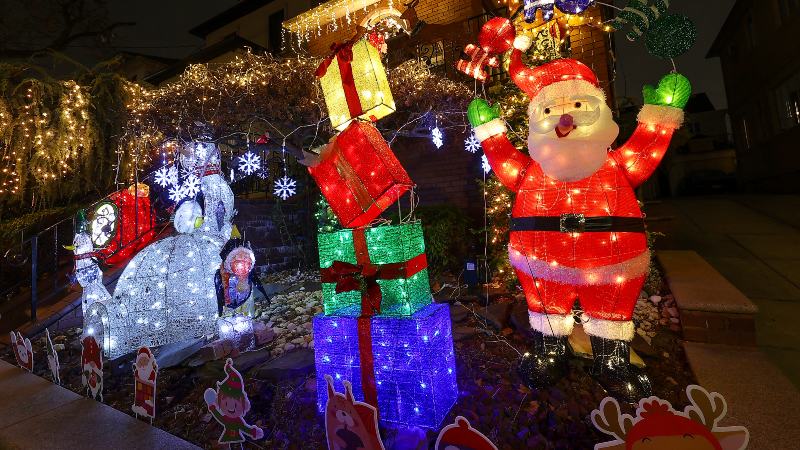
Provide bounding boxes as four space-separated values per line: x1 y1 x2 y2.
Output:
308 36 458 430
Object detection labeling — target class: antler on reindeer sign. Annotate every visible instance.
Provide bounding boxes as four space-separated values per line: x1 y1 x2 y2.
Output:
591 385 749 450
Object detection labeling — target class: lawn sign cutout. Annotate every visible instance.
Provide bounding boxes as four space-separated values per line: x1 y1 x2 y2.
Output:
204 358 263 445
591 384 749 450
45 328 61 384
9 331 33 372
435 416 498 450
81 334 103 401
324 375 385 450
132 346 158 422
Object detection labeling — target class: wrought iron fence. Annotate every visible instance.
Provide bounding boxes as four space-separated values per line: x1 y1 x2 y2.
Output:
0 173 164 322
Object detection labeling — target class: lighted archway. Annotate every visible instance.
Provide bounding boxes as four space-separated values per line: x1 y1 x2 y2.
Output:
359 7 409 32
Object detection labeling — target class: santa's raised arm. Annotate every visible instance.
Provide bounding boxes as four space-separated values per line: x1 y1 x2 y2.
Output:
466 20 691 403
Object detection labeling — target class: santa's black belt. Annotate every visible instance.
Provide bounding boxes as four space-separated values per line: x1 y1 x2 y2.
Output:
511 214 645 233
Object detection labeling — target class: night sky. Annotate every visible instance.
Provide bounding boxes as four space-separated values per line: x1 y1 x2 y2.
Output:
101 0 735 108
613 0 736 109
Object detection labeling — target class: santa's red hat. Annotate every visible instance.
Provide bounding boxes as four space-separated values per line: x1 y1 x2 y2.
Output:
480 19 603 106
81 335 101 367
436 416 497 450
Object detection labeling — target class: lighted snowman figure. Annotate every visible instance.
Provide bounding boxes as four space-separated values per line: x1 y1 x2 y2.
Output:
67 210 112 317
468 18 691 402
105 140 236 359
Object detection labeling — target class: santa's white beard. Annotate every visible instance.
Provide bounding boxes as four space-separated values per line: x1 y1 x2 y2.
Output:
528 108 619 182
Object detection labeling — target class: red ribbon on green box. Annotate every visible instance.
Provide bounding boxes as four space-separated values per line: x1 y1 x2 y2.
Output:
315 42 364 122
318 227 428 408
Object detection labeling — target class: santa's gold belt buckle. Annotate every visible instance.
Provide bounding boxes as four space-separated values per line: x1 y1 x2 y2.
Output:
559 213 586 233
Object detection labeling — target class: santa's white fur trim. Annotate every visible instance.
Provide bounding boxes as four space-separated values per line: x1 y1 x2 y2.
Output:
514 35 533 52
583 316 635 341
529 311 574 337
474 118 506 142
529 79 605 107
638 104 684 129
509 248 650 286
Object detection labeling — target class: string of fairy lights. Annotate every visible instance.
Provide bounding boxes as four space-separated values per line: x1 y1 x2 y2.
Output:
0 0 690 208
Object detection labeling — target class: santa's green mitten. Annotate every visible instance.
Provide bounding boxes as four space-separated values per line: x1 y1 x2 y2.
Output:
468 99 500 128
643 73 692 109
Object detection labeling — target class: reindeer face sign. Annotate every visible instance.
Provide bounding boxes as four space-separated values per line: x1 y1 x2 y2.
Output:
324 375 385 450
591 385 749 450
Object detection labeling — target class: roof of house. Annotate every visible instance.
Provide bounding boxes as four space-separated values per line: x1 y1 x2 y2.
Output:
707 0 749 58
144 34 266 85
116 51 179 65
685 93 716 114
189 0 278 38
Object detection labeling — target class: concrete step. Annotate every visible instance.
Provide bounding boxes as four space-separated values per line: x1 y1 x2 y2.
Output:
658 250 758 346
684 342 800 450
0 359 199 449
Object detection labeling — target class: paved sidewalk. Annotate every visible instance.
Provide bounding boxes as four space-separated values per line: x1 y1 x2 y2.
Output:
0 359 200 450
647 195 800 387
685 342 800 450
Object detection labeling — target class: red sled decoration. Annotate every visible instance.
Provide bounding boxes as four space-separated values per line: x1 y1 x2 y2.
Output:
308 121 414 228
94 185 157 266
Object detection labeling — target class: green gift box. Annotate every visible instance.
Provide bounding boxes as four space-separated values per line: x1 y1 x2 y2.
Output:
318 222 432 317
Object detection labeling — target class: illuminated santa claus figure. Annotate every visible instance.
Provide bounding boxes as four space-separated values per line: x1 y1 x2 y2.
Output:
468 19 691 402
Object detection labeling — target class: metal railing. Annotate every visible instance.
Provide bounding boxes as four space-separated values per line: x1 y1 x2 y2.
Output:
0 172 164 323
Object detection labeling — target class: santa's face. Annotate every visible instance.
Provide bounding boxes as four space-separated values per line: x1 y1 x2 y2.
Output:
15 341 29 363
527 93 619 181
135 354 153 379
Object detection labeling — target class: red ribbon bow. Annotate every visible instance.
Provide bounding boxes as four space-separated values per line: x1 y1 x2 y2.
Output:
322 260 383 315
315 42 355 78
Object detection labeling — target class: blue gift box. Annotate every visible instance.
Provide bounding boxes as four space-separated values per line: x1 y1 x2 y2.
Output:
314 303 458 429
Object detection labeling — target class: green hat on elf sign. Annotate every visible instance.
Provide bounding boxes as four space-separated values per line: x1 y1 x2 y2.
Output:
218 359 247 400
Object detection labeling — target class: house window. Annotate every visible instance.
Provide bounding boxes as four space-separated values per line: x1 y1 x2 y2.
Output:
777 0 799 24
787 91 800 125
745 13 757 48
775 71 800 129
268 9 285 51
742 117 751 150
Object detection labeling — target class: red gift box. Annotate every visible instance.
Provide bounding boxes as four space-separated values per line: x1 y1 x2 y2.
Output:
308 121 414 228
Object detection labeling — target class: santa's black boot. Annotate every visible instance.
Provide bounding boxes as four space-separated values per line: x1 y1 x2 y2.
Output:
589 335 652 403
518 330 568 389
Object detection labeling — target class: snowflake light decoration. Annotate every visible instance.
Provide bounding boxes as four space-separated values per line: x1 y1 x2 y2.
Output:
180 175 201 198
431 127 444 149
464 133 481 153
481 154 492 174
168 185 184 202
256 167 269 180
237 151 261 176
154 166 171 187
273 176 297 200
154 165 178 187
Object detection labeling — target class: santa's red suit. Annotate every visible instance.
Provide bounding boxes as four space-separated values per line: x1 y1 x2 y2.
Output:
473 39 684 342
133 347 157 419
